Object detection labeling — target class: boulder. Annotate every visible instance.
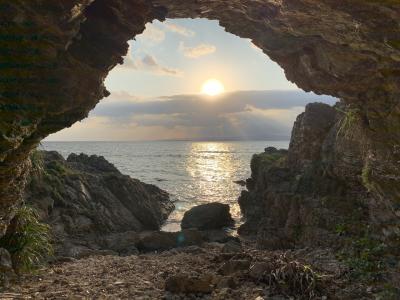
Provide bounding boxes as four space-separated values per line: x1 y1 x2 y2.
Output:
181 203 234 230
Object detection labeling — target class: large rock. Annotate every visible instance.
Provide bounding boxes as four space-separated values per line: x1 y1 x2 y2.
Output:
181 203 234 230
24 151 174 257
288 103 337 171
239 103 371 249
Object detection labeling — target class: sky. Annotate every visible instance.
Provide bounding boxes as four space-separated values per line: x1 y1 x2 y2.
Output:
47 18 337 141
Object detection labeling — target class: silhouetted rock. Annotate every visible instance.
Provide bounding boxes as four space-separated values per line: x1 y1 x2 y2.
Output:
181 203 234 230
24 151 174 258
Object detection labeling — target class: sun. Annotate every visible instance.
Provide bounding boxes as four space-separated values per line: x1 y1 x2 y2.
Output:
201 79 225 96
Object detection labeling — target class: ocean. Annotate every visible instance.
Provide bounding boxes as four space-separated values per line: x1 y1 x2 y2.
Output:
41 140 290 231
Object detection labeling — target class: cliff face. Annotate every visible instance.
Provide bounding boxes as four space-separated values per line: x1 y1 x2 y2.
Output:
239 103 370 247
23 151 174 257
0 1 399 240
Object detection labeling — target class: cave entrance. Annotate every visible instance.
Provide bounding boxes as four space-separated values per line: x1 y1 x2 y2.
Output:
43 18 336 231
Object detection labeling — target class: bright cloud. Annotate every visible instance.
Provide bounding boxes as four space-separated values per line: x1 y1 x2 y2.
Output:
120 54 183 77
179 42 217 58
163 21 195 37
139 23 165 43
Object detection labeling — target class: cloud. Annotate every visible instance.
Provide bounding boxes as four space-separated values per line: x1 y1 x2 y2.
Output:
163 21 195 37
61 90 337 141
120 54 183 77
179 42 216 58
139 23 165 43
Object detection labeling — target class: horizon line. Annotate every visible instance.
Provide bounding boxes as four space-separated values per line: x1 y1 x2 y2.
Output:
43 137 291 143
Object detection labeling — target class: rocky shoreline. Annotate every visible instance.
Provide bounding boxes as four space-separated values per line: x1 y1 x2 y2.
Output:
23 151 175 258
1 103 399 299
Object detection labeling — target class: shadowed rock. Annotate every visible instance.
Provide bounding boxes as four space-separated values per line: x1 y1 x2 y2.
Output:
181 203 234 230
24 151 174 258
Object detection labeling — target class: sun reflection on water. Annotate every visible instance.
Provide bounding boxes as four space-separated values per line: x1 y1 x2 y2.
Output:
184 142 242 223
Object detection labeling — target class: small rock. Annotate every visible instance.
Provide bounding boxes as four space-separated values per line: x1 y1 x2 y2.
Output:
216 276 237 289
221 240 242 254
218 259 251 275
249 262 271 280
233 180 246 186
0 248 13 272
0 248 13 287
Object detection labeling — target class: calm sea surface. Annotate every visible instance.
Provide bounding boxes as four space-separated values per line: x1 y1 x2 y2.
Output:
41 141 289 231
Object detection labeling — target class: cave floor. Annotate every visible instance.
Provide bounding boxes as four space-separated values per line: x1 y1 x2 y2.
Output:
1 244 371 300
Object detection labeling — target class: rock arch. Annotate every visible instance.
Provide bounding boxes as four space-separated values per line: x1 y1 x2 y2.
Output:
0 0 399 238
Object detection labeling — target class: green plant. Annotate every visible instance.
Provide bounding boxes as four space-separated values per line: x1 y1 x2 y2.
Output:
30 149 44 173
335 223 348 235
266 254 323 299
336 107 361 139
337 230 387 281
0 206 53 273
361 161 374 192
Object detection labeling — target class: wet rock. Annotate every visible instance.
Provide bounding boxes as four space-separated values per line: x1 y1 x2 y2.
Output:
181 203 234 230
233 180 246 186
218 259 251 275
165 273 215 294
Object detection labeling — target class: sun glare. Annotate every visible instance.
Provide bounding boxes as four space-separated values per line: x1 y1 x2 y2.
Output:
201 79 225 96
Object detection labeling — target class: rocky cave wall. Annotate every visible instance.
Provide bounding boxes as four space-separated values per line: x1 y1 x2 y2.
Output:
0 0 399 239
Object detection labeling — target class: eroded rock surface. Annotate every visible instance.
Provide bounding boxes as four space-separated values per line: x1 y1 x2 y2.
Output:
23 151 174 257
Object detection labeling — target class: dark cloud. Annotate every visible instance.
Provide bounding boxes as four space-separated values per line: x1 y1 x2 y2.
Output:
94 90 336 117
88 90 337 140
